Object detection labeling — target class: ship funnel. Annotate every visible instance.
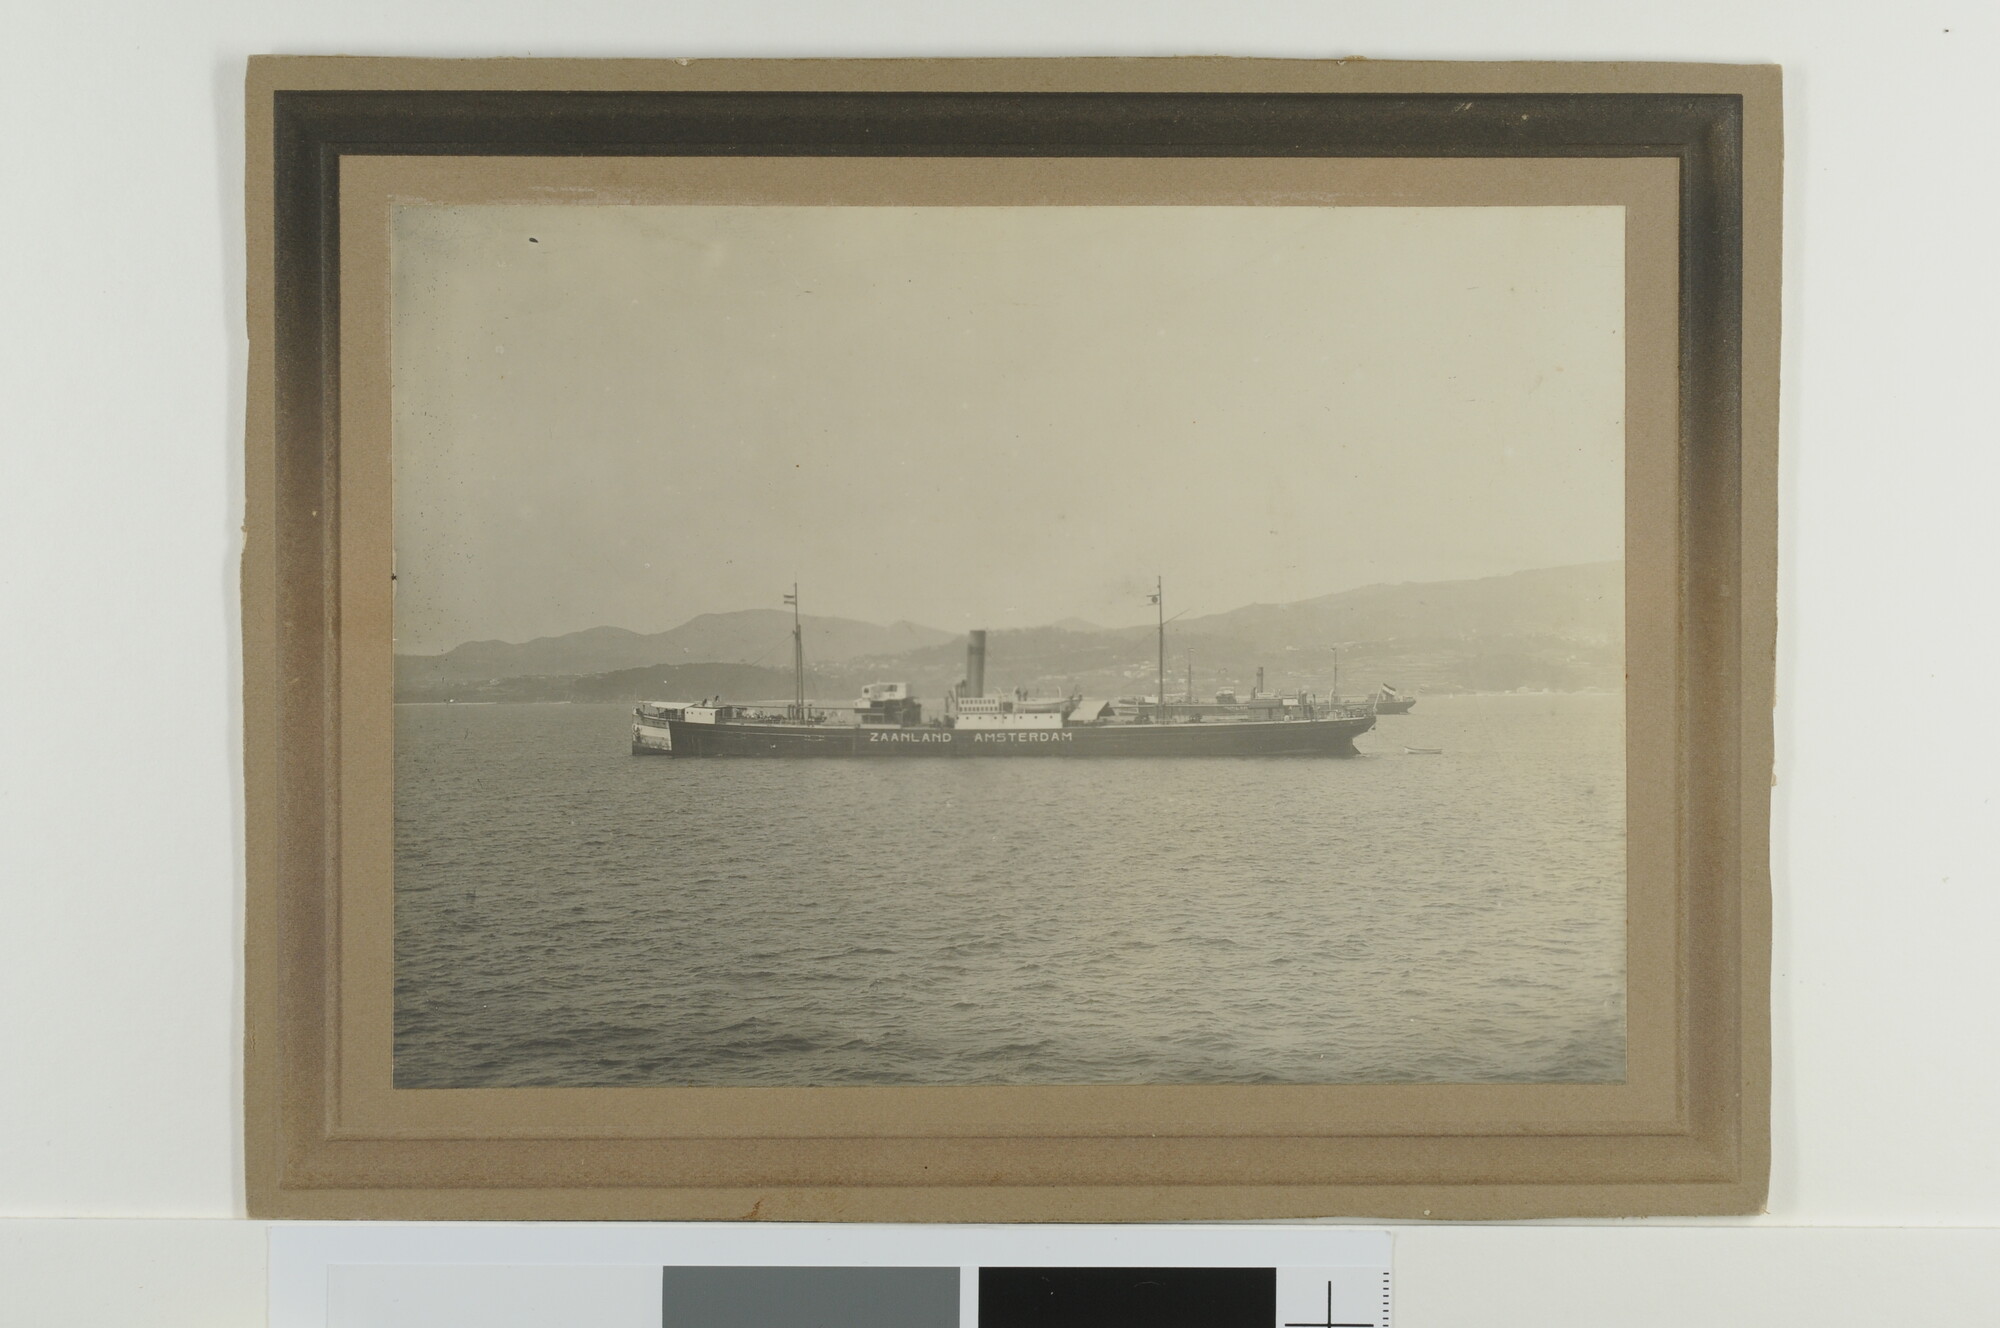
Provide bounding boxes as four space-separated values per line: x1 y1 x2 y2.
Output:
966 630 987 698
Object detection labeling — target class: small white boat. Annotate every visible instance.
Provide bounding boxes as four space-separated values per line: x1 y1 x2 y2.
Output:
1403 745 1443 755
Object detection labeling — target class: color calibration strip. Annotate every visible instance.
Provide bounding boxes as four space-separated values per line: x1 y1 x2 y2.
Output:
312 1263 1390 1328
269 1224 1392 1328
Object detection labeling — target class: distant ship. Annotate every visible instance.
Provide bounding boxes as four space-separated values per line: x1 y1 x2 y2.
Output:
631 583 1375 759
1372 684 1417 715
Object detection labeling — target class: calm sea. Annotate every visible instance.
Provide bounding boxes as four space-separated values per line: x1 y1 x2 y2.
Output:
394 693 1626 1087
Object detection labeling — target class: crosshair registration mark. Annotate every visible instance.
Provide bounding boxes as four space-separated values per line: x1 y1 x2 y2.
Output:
1286 1280 1374 1328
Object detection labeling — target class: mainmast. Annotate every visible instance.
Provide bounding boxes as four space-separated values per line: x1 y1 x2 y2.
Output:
784 583 805 716
1148 576 1165 723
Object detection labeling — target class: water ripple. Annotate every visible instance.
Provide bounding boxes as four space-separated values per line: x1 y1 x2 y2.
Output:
394 694 1627 1087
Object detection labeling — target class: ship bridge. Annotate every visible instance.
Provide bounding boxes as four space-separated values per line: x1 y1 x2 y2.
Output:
855 681 923 727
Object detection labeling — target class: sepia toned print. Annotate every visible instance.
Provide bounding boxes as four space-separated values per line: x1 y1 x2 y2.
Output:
249 57 1777 1222
389 201 1627 1089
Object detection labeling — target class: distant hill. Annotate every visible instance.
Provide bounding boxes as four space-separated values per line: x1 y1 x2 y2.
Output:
396 611 954 691
396 661 800 706
395 562 1626 703
1180 561 1623 655
819 562 1623 699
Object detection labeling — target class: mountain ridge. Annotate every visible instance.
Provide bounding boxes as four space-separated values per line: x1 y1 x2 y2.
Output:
397 610 957 690
396 561 1624 702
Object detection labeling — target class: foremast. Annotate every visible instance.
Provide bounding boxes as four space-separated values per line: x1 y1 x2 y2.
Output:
783 583 806 719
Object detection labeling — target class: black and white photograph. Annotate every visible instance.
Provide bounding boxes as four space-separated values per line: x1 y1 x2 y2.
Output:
389 200 1628 1090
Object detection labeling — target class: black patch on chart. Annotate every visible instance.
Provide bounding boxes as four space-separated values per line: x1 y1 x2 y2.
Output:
979 1267 1274 1328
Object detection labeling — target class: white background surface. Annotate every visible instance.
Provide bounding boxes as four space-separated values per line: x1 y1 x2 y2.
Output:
2 0 1996 1323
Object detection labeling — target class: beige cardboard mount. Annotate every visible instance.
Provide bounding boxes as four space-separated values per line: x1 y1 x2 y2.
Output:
244 56 1778 1221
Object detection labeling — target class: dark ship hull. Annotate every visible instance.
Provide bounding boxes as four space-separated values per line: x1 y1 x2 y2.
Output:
636 713 1373 758
1373 698 1417 715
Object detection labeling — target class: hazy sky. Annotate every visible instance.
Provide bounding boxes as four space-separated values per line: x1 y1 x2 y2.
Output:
391 204 1624 654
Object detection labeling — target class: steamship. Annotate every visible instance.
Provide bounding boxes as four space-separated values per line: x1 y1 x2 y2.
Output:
630 584 1375 758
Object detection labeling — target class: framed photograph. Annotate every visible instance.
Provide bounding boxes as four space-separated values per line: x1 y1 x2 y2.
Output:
244 56 1779 1219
